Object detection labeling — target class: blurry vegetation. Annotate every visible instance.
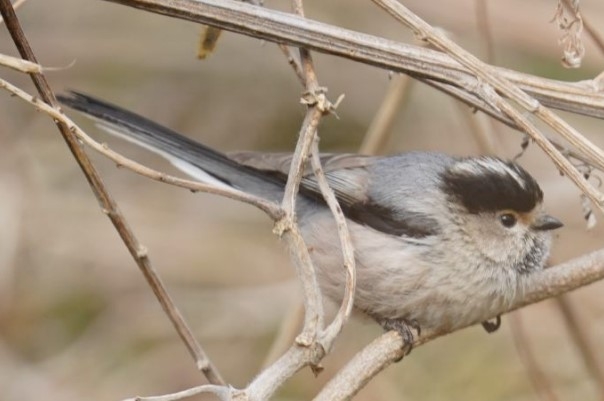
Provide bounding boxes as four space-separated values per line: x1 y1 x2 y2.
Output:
0 0 604 400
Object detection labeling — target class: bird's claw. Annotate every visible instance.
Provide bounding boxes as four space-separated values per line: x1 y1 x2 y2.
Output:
376 318 420 357
481 315 501 333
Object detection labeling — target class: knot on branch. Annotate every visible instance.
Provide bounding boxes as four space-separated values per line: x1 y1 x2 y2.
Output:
273 214 294 236
295 337 327 373
300 87 344 116
136 245 148 258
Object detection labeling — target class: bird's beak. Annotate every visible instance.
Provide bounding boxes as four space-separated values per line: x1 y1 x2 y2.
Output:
531 214 563 231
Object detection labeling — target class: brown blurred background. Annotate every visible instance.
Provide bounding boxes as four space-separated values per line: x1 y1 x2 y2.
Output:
1 0 604 400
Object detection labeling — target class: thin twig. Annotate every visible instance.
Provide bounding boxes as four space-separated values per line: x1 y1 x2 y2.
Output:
554 1 604 378
0 1 225 385
456 22 556 395
554 0 585 68
263 0 353 361
0 52 41 73
550 3 604 369
290 0 356 350
371 0 604 213
561 0 604 57
276 106 325 345
73 244 604 401
277 44 305 85
123 384 232 401
310 136 356 347
0 79 282 218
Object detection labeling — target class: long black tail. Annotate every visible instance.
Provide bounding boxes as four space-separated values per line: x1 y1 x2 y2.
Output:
58 91 286 201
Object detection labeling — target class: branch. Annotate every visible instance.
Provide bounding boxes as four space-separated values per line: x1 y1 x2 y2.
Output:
100 0 604 121
0 52 41 73
0 79 282 219
290 0 356 350
124 384 232 401
276 106 325 345
0 1 225 384
371 0 604 213
315 247 604 401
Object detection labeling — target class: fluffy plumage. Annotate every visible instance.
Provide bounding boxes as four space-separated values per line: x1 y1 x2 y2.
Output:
58 91 563 335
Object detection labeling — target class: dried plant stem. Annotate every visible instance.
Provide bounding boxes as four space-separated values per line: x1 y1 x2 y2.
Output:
102 0 604 121
310 136 356 345
262 0 355 363
457 30 556 395
277 106 325 345
6 1 604 400
291 0 356 348
0 52 41 73
124 384 232 401
0 1 225 385
370 0 604 212
277 44 305 85
561 0 604 58
78 244 604 401
0 79 282 218
550 0 604 372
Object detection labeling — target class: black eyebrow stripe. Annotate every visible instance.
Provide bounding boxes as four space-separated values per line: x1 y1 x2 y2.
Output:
441 160 543 213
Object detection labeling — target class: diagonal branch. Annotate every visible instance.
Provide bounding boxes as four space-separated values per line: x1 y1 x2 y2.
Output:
0 0 225 385
315 246 604 401
101 0 604 121
370 0 604 213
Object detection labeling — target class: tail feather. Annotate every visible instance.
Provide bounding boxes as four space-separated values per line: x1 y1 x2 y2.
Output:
58 91 286 200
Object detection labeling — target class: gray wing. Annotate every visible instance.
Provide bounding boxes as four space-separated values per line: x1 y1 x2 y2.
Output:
229 151 374 207
229 151 444 238
59 91 443 239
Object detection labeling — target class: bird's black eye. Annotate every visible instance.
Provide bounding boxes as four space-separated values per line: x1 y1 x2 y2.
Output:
499 213 517 228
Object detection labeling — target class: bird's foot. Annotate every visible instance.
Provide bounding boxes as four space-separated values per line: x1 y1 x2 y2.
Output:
481 315 501 333
376 317 420 357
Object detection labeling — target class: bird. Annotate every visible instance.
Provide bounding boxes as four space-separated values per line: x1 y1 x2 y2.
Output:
58 91 563 345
